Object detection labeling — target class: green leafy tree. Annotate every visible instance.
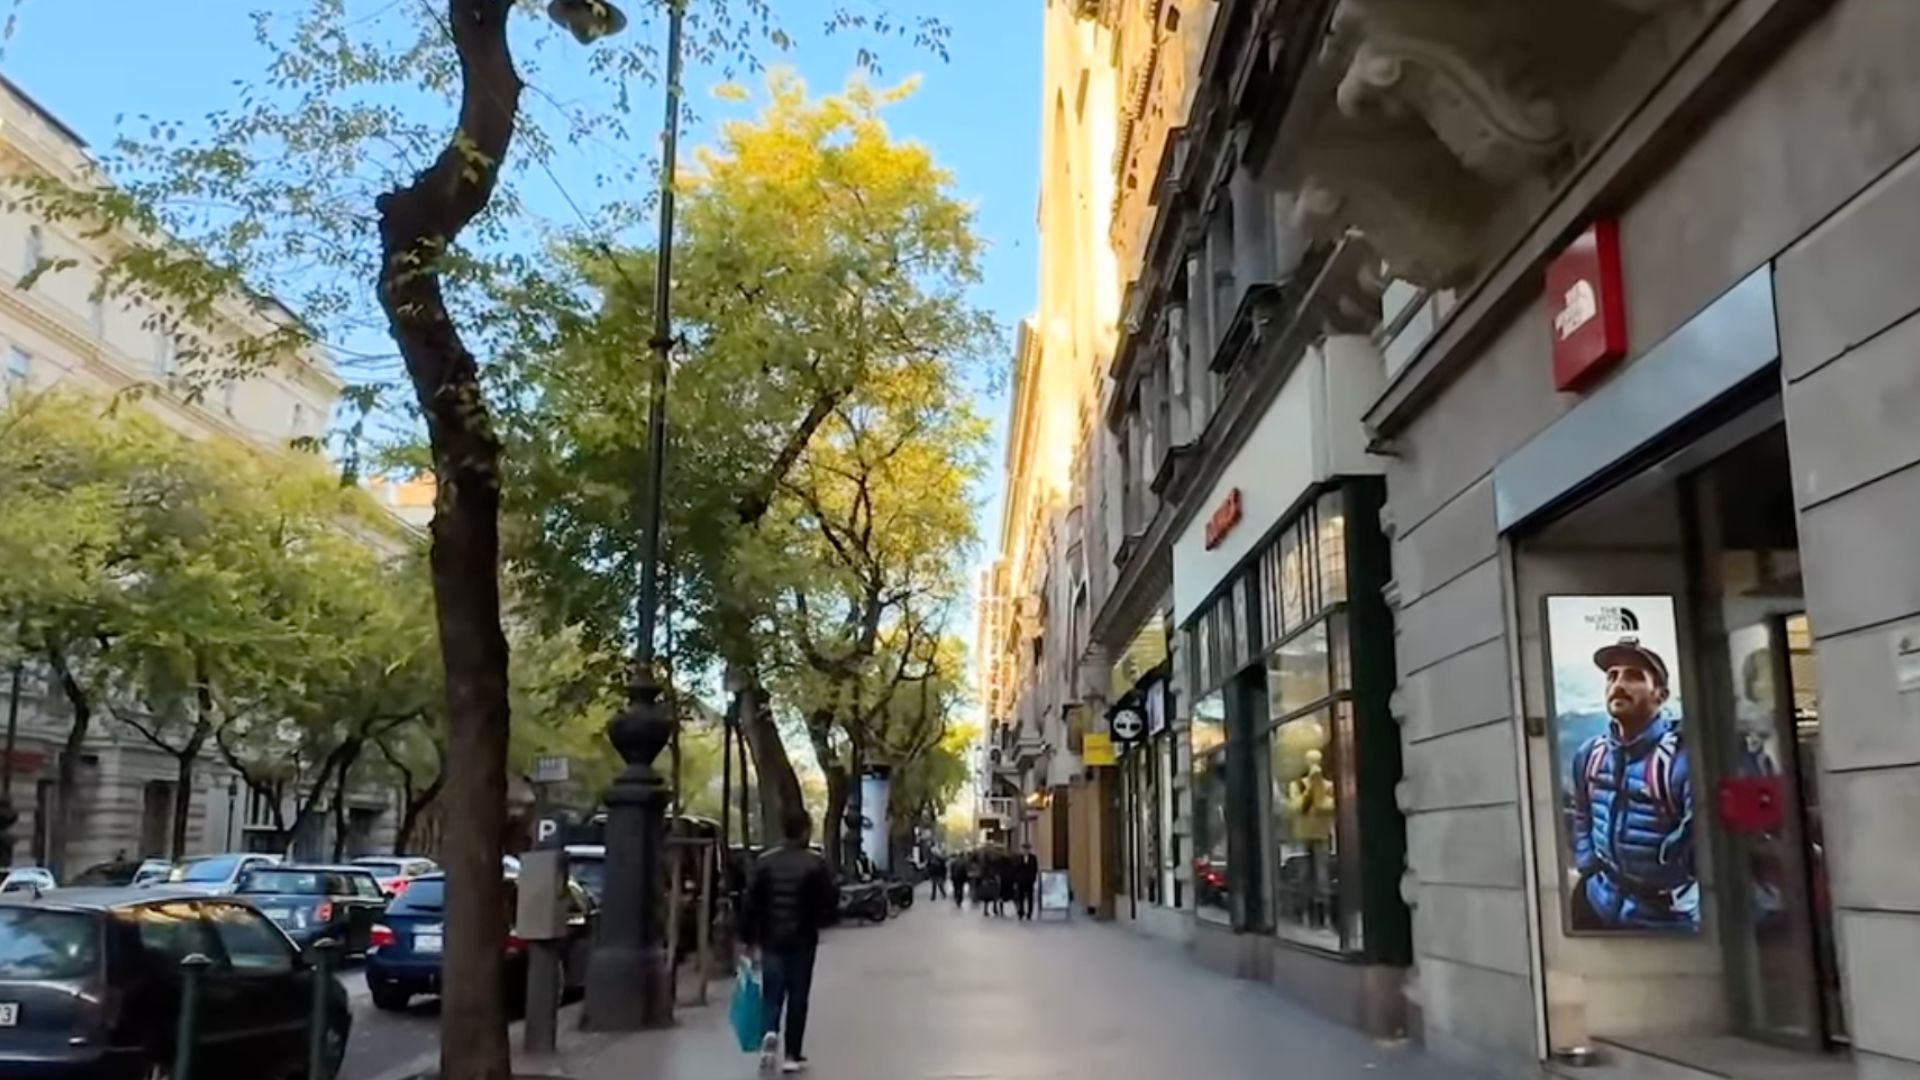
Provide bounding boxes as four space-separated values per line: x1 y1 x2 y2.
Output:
497 74 996 841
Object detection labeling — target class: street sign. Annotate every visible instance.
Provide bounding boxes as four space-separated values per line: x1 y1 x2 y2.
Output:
1082 732 1115 767
1110 707 1145 745
532 755 571 784
535 817 563 846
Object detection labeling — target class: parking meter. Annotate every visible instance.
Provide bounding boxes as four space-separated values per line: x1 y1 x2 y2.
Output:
517 848 569 1053
516 849 569 942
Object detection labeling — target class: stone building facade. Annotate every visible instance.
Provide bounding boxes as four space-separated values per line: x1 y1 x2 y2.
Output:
1005 0 1920 1078
0 74 402 877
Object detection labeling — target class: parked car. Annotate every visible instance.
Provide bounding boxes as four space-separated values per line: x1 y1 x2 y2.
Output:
237 865 390 956
0 886 351 1078
0 868 56 894
349 856 438 899
561 844 605 903
68 858 174 889
363 871 595 1013
170 853 284 895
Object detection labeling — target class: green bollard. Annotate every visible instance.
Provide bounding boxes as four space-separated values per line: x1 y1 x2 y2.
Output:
174 953 213 1080
308 939 339 1080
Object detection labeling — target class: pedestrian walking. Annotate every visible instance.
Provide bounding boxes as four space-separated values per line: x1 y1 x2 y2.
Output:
950 853 969 908
928 850 948 901
1014 845 1041 921
742 807 840 1075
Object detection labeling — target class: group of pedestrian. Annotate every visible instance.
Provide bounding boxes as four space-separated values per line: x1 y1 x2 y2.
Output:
945 845 1042 920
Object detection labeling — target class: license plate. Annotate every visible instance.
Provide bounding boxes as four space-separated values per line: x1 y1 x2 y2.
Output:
261 908 292 924
0 1003 17 1027
415 933 443 954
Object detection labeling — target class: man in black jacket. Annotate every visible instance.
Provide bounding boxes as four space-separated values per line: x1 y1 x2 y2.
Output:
742 807 839 1075
1014 845 1041 920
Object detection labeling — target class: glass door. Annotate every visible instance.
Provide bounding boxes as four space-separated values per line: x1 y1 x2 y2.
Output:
1689 427 1845 1048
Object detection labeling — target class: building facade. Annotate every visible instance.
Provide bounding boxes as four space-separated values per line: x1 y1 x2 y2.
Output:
1002 0 1920 1078
0 75 402 876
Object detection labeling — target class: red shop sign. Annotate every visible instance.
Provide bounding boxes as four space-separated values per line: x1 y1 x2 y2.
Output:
1546 219 1628 392
1203 488 1243 550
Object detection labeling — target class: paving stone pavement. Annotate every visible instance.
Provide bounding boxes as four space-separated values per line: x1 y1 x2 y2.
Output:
524 899 1493 1080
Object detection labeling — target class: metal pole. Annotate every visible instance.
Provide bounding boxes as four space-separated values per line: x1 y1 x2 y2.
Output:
174 953 212 1080
308 939 338 1080
583 0 685 1032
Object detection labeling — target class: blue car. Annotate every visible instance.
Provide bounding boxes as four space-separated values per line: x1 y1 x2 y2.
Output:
235 865 390 956
362 872 596 1013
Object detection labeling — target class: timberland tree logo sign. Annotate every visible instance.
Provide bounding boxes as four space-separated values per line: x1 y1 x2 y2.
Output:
1547 219 1628 392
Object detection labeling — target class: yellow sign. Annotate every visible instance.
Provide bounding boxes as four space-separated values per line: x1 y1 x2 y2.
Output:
1082 732 1116 767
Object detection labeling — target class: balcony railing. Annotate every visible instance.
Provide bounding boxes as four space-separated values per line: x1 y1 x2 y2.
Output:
979 796 1019 824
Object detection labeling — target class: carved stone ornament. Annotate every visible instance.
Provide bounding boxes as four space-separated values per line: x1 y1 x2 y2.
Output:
1293 126 1495 290
1329 0 1566 184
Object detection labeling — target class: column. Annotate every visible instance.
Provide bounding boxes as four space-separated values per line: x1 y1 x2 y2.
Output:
1166 303 1193 447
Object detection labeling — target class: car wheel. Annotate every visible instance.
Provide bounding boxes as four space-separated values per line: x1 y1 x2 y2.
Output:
370 985 411 1012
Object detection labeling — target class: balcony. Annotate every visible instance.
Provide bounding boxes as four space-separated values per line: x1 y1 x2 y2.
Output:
978 797 1020 825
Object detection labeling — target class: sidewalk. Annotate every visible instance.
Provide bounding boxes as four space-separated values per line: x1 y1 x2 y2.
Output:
418 899 1493 1080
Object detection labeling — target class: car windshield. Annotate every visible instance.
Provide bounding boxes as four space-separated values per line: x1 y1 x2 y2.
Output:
390 879 446 914
179 856 245 883
0 908 99 980
237 870 331 895
568 858 606 901
355 861 404 877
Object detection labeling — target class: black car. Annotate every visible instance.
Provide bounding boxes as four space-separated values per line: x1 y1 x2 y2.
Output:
363 872 596 1013
0 887 350 1078
235 866 389 956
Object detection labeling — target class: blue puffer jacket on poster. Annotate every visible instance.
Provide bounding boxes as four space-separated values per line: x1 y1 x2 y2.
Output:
1570 714 1698 929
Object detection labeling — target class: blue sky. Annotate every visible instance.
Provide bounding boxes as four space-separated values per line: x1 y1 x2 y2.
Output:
1 0 1033 625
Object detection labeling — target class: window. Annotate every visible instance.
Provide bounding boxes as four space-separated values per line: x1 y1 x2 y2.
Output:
204 902 296 974
222 380 238 417
3 347 27 399
22 224 42 280
1191 746 1230 918
350 873 385 900
291 401 307 435
0 909 100 979
131 902 220 970
152 331 175 380
1267 706 1347 949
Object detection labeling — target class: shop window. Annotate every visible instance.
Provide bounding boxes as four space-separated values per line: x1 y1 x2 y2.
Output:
1190 690 1226 758
1268 619 1331 718
1317 493 1348 604
1192 745 1231 918
1267 704 1350 950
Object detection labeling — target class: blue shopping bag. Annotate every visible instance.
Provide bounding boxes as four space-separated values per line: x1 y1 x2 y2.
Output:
730 959 764 1052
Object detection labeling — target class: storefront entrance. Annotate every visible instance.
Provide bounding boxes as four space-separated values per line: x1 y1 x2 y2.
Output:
1687 426 1846 1049
1517 409 1846 1058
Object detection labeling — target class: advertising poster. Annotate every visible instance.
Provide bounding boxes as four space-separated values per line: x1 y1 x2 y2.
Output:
1544 595 1699 935
860 769 892 873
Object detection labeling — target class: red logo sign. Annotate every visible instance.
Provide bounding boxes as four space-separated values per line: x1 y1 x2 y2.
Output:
1203 488 1242 550
1546 219 1627 392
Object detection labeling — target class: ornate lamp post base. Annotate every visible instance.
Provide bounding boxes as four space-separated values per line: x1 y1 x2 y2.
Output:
581 674 676 1031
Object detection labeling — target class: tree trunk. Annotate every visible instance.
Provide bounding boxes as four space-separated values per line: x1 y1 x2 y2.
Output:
44 644 90 882
171 668 215 860
170 753 195 861
821 766 849 876
373 2 521 1074
737 678 803 837
804 707 847 875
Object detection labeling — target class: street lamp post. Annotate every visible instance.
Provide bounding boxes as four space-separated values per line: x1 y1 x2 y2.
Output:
581 0 686 1033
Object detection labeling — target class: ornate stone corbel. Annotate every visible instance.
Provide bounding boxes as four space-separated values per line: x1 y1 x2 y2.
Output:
1330 0 1565 184
1293 128 1494 290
